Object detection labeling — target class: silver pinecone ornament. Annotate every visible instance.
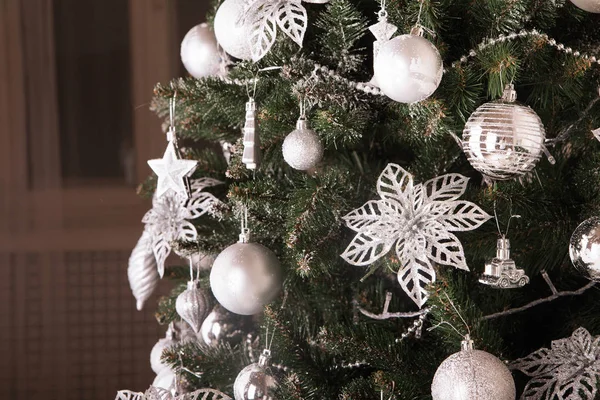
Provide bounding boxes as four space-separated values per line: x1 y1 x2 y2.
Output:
128 229 159 310
176 280 211 333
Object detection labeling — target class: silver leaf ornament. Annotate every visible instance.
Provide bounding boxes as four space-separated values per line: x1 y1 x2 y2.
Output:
341 164 491 307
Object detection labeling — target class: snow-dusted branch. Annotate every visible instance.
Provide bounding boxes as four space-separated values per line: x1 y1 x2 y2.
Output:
482 271 596 321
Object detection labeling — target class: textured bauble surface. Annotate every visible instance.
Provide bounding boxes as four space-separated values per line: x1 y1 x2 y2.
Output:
214 0 253 60
210 242 282 315
176 281 211 333
152 368 176 391
282 120 324 170
234 363 277 400
569 217 600 280
181 23 222 79
462 100 545 180
128 230 159 311
431 349 516 400
570 0 600 12
373 34 443 104
150 336 176 374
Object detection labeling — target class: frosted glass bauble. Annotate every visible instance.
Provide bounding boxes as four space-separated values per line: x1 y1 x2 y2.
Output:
180 23 222 79
373 33 443 104
570 0 600 13
214 0 253 60
282 119 324 170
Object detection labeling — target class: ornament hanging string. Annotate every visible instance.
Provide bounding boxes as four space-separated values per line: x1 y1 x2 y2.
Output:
493 199 521 238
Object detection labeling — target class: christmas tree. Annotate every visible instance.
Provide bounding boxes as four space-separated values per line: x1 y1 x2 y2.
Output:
121 0 600 399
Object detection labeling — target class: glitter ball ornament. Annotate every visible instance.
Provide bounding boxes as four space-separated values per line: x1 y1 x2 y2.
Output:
150 328 176 374
462 84 549 181
373 27 443 104
431 336 516 400
234 349 277 400
214 0 253 60
569 217 600 280
282 118 324 170
180 23 222 79
570 0 600 12
176 280 211 333
210 231 282 315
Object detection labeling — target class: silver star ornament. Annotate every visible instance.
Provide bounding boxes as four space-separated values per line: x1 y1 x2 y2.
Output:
148 141 198 198
341 164 492 307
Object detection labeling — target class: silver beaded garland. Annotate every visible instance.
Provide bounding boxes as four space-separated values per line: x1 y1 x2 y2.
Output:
462 84 547 180
569 217 600 280
431 336 516 400
282 118 324 171
176 280 211 333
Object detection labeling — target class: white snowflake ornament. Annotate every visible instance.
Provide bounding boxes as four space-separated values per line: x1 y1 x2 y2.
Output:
148 141 198 198
511 327 600 400
143 178 224 277
341 164 491 307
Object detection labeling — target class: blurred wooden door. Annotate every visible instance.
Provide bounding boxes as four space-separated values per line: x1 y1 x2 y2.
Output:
0 1 209 399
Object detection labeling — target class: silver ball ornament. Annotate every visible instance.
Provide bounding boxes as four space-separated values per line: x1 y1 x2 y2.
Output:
200 305 236 346
180 23 222 79
282 118 324 171
191 251 217 271
462 86 546 180
176 280 211 333
569 217 600 280
234 350 277 400
210 238 282 315
373 29 443 104
214 0 253 60
150 335 175 374
570 0 600 13
432 343 515 400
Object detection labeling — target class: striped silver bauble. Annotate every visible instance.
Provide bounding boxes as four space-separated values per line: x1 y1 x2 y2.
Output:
462 85 546 181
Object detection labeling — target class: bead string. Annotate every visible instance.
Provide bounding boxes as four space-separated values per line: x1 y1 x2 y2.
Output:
394 310 429 343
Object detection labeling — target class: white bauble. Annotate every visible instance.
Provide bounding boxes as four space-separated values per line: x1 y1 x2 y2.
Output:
210 241 282 315
570 0 600 12
180 23 222 79
569 217 600 280
152 368 176 391
431 348 516 400
214 0 253 60
282 118 324 170
373 32 443 104
150 334 176 374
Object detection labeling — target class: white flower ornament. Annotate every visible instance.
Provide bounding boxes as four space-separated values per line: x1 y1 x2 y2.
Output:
341 164 491 307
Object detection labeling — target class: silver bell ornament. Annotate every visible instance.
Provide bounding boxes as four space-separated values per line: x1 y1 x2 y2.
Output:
462 84 553 181
431 336 516 400
373 26 443 104
210 229 282 315
214 0 253 60
150 325 177 374
570 0 600 12
479 236 529 288
176 280 211 333
282 117 324 171
569 216 600 280
180 23 223 79
234 349 278 400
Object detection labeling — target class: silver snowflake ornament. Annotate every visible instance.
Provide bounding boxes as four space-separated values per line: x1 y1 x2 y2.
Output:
116 387 232 400
341 164 491 307
240 0 309 61
511 327 600 400
143 178 223 277
148 141 198 198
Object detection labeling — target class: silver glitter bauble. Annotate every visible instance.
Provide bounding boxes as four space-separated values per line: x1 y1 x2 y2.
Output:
200 305 235 346
150 329 176 374
373 28 443 104
462 85 546 181
214 0 253 60
234 350 277 400
431 338 516 400
181 23 222 79
210 237 282 315
570 0 600 12
569 217 600 280
175 280 211 333
282 118 324 171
